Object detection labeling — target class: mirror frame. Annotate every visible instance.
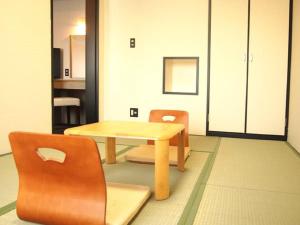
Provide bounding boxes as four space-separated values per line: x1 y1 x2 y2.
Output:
51 0 99 133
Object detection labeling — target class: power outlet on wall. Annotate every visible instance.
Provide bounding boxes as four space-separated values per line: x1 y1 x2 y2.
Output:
130 38 135 48
65 68 70 76
130 108 138 117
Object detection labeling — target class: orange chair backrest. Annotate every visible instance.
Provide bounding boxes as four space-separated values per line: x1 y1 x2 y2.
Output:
147 110 189 147
9 132 106 225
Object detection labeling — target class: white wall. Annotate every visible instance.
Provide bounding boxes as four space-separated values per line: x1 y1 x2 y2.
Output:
288 0 300 153
100 0 209 135
0 1 52 154
53 0 85 78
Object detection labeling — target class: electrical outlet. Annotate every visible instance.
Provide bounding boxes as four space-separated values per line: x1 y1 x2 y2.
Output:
130 38 135 48
130 108 138 117
65 69 69 76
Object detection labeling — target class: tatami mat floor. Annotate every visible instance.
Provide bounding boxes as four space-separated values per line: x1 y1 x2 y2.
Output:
0 136 299 225
193 138 300 225
0 151 210 225
0 135 216 225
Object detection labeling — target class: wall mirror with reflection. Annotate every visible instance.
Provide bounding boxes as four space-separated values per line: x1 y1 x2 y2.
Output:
52 0 87 133
163 57 199 95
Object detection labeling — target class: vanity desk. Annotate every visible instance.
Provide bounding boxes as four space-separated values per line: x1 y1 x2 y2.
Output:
54 78 85 90
53 78 86 133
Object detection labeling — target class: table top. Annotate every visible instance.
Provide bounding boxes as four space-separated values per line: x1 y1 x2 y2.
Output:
64 121 185 140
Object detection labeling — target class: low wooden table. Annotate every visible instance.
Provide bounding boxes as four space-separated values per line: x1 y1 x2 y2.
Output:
64 121 185 200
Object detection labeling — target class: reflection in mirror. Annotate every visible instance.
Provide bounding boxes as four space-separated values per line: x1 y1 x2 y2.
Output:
52 0 86 79
163 57 199 95
52 0 98 134
70 35 86 78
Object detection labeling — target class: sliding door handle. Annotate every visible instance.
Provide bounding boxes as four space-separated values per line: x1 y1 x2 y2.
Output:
250 54 253 62
243 54 247 62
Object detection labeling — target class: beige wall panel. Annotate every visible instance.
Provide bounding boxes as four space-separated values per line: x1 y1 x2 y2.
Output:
209 0 248 132
0 1 51 154
99 0 209 135
247 0 289 135
70 35 86 78
288 0 300 153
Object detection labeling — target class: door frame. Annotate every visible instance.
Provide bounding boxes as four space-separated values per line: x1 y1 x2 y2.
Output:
51 0 99 133
206 0 293 141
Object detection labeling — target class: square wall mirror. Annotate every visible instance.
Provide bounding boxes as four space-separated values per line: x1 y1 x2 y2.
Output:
163 57 199 95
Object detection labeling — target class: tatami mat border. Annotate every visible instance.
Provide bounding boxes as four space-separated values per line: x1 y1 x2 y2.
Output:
177 138 221 225
0 153 12 158
0 202 16 217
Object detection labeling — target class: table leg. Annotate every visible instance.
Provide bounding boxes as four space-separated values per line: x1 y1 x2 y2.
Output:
177 130 185 172
105 137 116 164
155 140 170 200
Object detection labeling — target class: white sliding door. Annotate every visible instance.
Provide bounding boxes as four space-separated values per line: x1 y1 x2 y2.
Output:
247 0 289 135
209 0 249 132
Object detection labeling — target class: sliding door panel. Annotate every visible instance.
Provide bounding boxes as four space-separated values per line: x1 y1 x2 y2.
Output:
247 0 289 135
209 0 248 132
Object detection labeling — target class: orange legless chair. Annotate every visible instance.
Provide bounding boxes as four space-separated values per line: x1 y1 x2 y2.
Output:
125 109 190 165
9 132 150 225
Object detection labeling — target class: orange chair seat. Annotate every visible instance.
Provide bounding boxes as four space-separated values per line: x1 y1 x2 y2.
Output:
125 145 190 165
106 183 150 225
